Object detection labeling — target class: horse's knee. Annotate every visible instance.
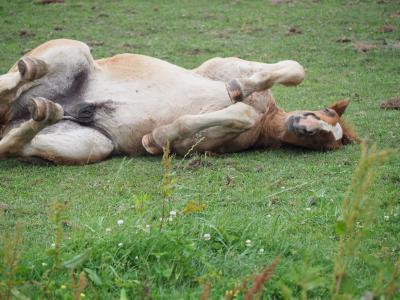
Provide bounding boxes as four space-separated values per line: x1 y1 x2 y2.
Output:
278 60 305 85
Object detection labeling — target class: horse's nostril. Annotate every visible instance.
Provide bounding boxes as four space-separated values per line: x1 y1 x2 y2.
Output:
295 126 316 136
295 126 306 135
305 129 317 135
293 116 301 123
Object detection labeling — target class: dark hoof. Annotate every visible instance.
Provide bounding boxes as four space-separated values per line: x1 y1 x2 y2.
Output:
226 79 243 102
18 56 48 81
28 97 63 123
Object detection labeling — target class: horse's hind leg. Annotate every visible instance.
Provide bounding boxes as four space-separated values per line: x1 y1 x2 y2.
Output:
194 57 305 101
1 39 93 108
0 56 48 103
0 97 63 159
21 122 114 165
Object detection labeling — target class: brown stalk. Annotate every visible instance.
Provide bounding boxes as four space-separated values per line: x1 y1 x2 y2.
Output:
200 282 211 300
243 256 281 300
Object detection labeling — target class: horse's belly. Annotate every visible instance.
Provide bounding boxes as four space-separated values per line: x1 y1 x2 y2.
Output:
85 74 231 155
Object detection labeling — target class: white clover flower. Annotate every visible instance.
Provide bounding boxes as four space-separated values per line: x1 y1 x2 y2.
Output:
51 243 56 248
259 248 265 254
170 210 177 218
117 219 124 225
203 233 211 241
384 215 389 221
305 207 311 211
245 240 252 247
105 227 112 233
267 214 271 218
118 242 123 247
42 262 48 267
145 224 151 232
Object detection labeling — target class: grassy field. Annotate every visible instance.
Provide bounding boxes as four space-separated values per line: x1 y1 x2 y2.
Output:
0 0 399 299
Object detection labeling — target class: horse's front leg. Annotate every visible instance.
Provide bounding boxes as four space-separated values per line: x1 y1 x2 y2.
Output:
0 57 48 104
142 102 259 155
0 97 63 159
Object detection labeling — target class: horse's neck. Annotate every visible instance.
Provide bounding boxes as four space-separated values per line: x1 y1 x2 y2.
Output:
255 101 288 148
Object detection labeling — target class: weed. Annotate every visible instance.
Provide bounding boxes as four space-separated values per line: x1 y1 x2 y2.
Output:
0 223 22 300
333 143 392 298
49 201 67 270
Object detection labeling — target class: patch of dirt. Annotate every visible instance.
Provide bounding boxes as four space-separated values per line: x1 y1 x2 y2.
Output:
19 30 36 38
271 0 293 4
336 37 352 43
241 26 264 35
0 202 10 213
380 97 400 110
36 0 64 4
184 48 213 56
355 42 377 53
286 26 302 35
210 29 234 39
186 157 212 170
390 11 400 18
379 25 395 32
87 40 105 47
122 43 139 49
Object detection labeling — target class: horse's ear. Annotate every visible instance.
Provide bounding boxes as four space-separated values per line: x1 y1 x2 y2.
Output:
329 99 350 117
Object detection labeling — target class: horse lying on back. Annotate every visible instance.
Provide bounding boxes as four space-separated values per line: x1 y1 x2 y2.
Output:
0 39 358 165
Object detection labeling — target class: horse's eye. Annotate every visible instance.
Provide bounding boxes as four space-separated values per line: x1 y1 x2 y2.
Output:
323 108 335 116
303 112 320 120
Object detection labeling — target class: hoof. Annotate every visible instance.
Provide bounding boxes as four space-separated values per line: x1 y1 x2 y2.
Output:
18 56 48 81
142 133 163 155
29 97 63 123
226 79 243 103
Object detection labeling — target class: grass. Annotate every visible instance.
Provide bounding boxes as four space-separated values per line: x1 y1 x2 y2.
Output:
0 0 399 299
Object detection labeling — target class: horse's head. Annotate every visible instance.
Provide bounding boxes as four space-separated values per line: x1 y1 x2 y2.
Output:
280 99 359 150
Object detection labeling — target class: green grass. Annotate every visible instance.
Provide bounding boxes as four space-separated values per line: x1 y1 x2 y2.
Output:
0 0 399 299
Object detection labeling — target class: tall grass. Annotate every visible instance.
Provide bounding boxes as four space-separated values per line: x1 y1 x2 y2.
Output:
0 143 397 299
332 143 391 299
